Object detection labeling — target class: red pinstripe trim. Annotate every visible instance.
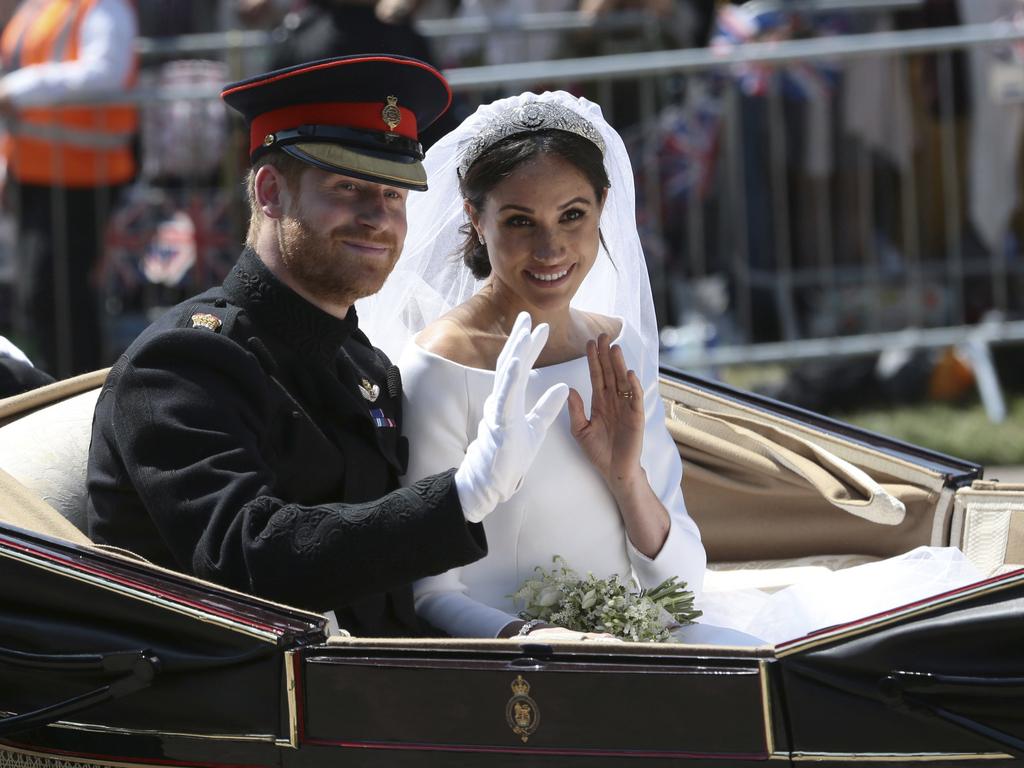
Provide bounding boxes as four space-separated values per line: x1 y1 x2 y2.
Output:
776 566 1024 650
300 737 767 760
0 535 283 637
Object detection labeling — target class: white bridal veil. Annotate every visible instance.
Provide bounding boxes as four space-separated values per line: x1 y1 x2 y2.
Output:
357 90 661 375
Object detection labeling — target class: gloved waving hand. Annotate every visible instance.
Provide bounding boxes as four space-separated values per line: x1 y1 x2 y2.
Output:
455 312 569 523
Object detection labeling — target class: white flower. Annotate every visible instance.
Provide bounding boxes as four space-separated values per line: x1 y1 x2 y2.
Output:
537 586 563 607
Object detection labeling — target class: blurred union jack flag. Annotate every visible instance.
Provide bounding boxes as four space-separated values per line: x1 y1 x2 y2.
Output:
100 185 236 313
710 3 846 101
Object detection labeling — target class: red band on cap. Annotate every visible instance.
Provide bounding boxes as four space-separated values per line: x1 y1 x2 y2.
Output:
250 101 418 155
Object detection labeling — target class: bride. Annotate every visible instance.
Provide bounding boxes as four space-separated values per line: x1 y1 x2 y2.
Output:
361 90 730 643
358 91 981 644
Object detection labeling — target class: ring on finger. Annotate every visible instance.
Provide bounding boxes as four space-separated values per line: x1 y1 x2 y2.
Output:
617 390 634 399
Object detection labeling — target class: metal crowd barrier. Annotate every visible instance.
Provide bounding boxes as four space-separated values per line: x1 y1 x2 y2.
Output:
4 17 1024 420
446 20 1024 421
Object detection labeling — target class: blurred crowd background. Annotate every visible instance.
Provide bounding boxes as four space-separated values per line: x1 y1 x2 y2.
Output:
2 0 1024 446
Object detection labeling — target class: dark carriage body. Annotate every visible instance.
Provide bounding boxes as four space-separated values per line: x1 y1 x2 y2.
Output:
1 368 1023 767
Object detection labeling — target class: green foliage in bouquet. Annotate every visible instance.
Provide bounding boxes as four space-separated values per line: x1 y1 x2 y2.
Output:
510 556 702 643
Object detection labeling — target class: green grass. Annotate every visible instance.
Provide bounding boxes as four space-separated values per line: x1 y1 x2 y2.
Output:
719 364 1024 467
833 395 1024 467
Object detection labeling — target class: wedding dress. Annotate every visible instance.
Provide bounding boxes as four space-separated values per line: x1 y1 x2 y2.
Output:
400 328 982 644
698 546 982 645
357 91 983 646
400 319 706 639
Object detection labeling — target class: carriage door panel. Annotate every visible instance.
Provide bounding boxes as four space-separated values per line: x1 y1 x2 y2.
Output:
297 642 780 765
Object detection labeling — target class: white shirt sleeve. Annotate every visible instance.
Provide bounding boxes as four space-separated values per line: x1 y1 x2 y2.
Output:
414 567 520 639
2 0 137 107
623 326 707 596
399 342 520 638
0 335 32 364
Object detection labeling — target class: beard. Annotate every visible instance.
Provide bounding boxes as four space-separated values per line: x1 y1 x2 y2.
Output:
277 213 399 308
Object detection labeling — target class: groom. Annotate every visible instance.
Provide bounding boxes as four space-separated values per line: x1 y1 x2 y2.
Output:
86 55 567 636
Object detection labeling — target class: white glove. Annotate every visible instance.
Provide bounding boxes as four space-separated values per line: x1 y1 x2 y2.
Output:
455 312 569 523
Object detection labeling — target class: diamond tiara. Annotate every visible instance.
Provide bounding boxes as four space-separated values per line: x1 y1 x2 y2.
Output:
457 100 606 177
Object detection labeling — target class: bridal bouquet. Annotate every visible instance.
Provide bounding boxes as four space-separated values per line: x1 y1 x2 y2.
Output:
511 557 702 643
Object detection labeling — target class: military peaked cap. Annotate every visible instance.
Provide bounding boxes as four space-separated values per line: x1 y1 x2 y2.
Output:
221 54 451 191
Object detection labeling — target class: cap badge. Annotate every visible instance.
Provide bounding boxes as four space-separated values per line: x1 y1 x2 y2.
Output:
359 378 380 402
263 133 275 147
381 96 402 132
190 312 222 332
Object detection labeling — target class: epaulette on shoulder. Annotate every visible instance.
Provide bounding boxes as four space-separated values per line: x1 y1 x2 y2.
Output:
176 299 244 337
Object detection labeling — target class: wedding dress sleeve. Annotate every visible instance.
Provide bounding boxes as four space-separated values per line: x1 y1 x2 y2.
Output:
399 343 521 638
623 325 707 596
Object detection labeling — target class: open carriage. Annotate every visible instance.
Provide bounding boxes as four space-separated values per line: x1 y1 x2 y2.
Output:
0 366 1022 767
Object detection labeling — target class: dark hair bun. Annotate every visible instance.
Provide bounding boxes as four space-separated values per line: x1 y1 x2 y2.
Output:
457 221 491 278
465 241 492 279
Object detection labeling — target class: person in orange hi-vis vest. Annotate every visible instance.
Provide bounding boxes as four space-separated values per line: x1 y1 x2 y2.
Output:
0 0 137 378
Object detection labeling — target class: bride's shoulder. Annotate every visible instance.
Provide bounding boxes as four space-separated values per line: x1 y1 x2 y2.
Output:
576 310 624 341
413 308 496 370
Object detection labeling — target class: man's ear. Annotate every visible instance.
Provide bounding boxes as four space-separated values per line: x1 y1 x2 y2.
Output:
254 164 291 219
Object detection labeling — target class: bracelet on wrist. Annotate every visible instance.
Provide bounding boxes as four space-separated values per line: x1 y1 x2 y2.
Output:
517 619 546 637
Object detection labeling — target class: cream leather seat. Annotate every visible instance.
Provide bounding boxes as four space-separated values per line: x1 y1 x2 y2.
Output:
0 373 105 540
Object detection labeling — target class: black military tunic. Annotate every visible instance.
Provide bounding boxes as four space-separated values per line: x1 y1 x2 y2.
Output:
87 248 487 635
0 356 53 396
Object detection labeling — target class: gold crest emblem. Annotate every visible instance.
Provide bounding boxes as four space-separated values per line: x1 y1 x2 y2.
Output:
505 674 540 743
358 378 380 402
190 312 222 332
381 95 402 132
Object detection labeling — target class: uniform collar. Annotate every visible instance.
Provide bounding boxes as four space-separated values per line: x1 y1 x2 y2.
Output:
223 248 358 362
